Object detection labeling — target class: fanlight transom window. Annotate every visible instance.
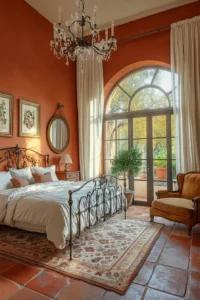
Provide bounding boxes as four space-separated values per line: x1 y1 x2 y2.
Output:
106 67 173 114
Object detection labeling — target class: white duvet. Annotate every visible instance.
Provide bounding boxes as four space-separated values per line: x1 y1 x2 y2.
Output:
0 181 122 249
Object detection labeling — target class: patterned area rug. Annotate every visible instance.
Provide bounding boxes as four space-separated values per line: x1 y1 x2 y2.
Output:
0 215 163 294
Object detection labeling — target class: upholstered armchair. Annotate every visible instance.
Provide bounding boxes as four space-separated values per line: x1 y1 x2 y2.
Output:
150 172 200 235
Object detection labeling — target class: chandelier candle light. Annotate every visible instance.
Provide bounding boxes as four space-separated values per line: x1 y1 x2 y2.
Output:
50 0 117 71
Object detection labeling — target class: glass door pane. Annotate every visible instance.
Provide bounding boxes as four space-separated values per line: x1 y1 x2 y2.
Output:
104 119 129 189
104 120 116 175
153 116 167 198
116 119 129 189
133 117 147 202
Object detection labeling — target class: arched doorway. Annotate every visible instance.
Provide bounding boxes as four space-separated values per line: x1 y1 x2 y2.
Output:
104 66 176 206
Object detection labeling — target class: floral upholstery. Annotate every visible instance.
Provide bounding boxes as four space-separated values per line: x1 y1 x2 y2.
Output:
150 172 200 235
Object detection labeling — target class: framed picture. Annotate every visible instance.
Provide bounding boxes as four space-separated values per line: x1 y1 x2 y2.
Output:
0 92 13 137
19 99 40 138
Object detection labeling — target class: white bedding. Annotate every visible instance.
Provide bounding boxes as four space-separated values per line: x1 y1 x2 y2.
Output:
0 181 122 249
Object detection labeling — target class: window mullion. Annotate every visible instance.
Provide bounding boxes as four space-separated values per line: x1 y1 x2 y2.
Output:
118 85 132 99
151 69 159 85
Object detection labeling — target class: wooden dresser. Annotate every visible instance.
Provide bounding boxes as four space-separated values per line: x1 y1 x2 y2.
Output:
56 171 80 182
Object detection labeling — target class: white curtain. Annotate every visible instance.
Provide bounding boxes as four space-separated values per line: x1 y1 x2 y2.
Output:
171 16 200 173
76 54 104 181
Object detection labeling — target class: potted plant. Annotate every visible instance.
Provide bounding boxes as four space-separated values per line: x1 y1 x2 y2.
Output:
154 150 176 180
111 147 142 207
154 149 167 180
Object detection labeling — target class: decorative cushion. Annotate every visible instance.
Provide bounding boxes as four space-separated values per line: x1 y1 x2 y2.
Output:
11 177 30 188
0 172 14 190
31 166 58 182
181 173 200 200
33 172 53 183
152 197 196 218
9 167 34 184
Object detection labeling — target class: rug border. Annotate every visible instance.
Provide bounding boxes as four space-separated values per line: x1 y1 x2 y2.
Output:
0 222 164 295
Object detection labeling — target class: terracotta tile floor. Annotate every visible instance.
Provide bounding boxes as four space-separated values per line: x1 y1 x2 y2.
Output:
0 206 200 300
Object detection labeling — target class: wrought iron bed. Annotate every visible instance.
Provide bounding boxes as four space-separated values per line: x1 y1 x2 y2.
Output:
0 145 127 260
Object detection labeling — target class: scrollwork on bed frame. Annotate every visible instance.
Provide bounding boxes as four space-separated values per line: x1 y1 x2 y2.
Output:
0 144 50 169
68 175 127 260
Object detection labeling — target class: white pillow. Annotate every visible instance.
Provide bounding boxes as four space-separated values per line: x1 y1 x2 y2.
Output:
31 165 59 182
9 167 35 184
0 172 14 190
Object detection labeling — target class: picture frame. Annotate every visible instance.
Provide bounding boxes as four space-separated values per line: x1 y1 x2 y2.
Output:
0 92 13 137
19 99 40 138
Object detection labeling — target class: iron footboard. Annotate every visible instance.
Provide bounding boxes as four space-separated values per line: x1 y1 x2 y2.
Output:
68 175 127 260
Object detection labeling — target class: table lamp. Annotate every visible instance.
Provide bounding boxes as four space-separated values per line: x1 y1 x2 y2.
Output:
59 154 73 171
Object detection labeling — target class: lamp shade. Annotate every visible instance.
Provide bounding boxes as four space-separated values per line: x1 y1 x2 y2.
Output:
59 154 73 164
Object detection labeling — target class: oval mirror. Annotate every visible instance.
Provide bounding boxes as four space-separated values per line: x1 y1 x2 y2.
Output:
47 116 70 154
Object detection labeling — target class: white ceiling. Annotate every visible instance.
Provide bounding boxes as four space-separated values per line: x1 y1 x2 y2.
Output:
25 0 198 29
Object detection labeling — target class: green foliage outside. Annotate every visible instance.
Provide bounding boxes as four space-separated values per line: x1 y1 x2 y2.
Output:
111 147 142 177
108 68 172 114
154 149 167 168
154 148 176 180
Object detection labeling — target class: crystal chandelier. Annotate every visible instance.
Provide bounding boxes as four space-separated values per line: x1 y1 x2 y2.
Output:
50 0 117 70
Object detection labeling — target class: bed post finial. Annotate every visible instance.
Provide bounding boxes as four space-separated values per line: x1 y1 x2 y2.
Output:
69 190 73 260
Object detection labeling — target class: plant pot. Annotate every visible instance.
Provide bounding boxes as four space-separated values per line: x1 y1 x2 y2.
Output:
125 191 134 208
155 167 167 180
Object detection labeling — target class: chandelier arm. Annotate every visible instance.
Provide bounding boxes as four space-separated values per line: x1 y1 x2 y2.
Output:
92 48 104 56
93 42 116 54
84 16 91 21
84 20 94 31
68 24 77 40
92 45 108 56
70 20 81 26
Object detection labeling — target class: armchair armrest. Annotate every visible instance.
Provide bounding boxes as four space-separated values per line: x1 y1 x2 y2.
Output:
156 190 181 200
192 197 200 222
192 197 200 204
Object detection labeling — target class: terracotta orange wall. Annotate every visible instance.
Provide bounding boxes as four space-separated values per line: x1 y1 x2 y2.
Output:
0 0 79 171
104 1 200 96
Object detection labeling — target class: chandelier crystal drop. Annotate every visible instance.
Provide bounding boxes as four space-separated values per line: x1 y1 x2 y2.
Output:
50 0 117 70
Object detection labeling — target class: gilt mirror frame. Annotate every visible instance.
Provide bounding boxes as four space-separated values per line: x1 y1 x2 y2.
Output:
47 105 70 154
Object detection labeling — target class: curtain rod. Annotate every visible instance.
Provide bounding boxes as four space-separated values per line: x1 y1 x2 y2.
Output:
118 26 170 44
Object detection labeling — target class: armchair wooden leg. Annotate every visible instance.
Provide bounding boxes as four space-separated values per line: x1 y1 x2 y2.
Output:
150 216 154 222
188 226 192 237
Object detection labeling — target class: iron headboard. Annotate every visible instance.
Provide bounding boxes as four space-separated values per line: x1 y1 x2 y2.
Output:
0 144 50 170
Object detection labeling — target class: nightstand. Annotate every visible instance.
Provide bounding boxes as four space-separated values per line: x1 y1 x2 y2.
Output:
56 171 80 181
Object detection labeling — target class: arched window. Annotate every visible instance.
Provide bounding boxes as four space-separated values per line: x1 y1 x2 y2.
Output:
104 67 175 205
